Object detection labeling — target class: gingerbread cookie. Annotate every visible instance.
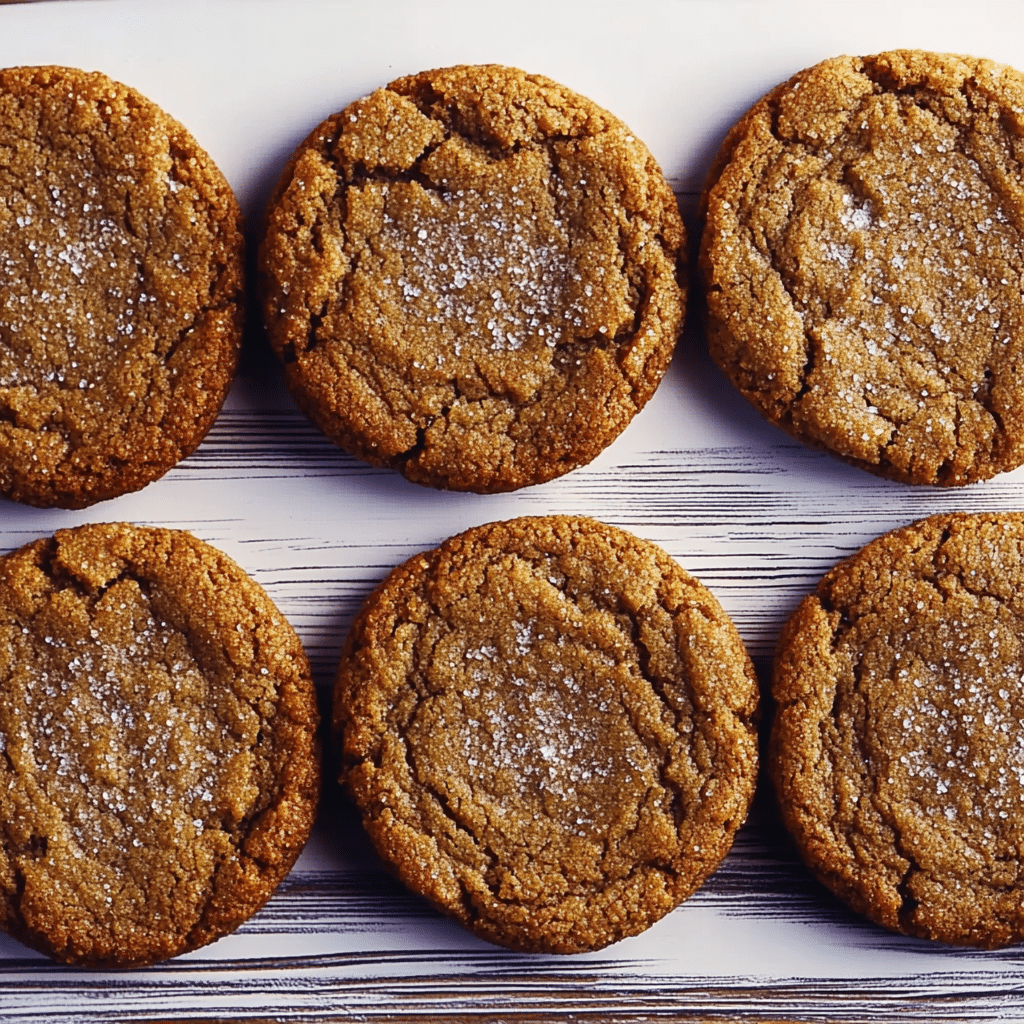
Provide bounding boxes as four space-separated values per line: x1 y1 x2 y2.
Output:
773 511 1024 947
260 64 685 493
335 515 758 953
701 50 1024 486
0 66 244 508
0 523 320 967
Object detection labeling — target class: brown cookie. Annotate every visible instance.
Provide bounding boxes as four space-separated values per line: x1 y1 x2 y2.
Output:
700 50 1024 486
334 515 758 953
0 66 244 508
772 511 1024 947
259 64 685 493
0 523 320 967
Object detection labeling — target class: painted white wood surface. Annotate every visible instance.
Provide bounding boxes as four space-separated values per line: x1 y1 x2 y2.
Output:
3 2 1024 1019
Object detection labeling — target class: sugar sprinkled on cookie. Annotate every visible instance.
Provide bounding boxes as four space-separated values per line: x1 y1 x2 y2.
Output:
260 64 685 493
0 66 244 508
772 512 1024 947
701 50 1024 486
335 516 758 953
0 523 320 967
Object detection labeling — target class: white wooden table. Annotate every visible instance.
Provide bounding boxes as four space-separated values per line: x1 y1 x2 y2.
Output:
4 2 1024 1019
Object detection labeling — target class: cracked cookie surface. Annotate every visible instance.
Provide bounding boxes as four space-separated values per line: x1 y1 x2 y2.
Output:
334 515 757 953
0 523 320 967
0 66 244 508
259 64 685 493
772 512 1024 947
700 50 1024 486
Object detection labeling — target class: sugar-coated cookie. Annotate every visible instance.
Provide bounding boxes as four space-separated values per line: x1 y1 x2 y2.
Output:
335 515 757 953
773 511 1024 947
0 66 244 508
260 64 685 493
0 523 319 967
701 51 1024 486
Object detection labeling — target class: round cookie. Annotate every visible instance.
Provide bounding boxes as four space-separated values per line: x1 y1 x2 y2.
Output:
259 64 685 493
0 523 320 967
0 66 244 508
772 511 1024 948
334 516 758 953
700 50 1024 486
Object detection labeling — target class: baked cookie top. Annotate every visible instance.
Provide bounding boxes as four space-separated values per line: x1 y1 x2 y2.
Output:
0 66 244 508
772 512 1024 947
334 516 758 953
700 50 1024 486
0 523 320 967
259 64 685 493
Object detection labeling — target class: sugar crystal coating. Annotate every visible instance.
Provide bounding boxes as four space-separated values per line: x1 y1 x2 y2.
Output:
701 51 1024 485
773 511 1024 947
0 523 320 967
335 516 758 953
260 64 685 493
